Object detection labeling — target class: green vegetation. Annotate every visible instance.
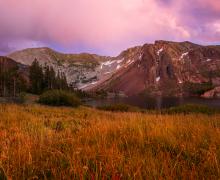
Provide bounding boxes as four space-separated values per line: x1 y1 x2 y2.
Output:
73 89 92 99
38 90 81 107
94 90 108 99
29 59 68 94
0 104 219 179
161 104 220 115
200 68 220 78
97 103 220 115
98 103 141 112
0 57 69 98
183 82 214 95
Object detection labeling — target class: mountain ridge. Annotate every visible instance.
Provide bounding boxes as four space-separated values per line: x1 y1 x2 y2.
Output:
7 40 220 97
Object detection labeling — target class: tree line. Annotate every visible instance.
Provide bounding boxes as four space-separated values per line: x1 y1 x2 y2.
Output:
29 59 68 94
0 58 69 97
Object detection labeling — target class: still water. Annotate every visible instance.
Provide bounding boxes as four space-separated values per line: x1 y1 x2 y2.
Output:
86 96 220 109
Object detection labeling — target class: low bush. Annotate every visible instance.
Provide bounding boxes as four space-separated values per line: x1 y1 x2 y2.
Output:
97 103 141 112
38 90 81 107
161 104 219 115
16 92 27 104
95 90 108 99
73 89 91 99
183 82 214 95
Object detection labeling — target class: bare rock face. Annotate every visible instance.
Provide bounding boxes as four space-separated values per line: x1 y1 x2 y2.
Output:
92 41 220 96
201 87 220 98
212 78 220 86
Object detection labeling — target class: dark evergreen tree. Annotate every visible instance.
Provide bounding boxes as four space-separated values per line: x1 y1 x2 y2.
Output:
29 59 44 94
60 72 68 90
49 66 56 89
56 71 61 89
29 59 69 94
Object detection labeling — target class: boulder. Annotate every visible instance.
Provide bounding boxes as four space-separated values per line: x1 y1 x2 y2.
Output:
201 86 220 98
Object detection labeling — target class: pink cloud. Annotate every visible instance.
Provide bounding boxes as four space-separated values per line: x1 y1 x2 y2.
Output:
0 0 219 55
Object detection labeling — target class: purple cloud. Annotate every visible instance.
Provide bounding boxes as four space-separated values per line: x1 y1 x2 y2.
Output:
0 0 219 56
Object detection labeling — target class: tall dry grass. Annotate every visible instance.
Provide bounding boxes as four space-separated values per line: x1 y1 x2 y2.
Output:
0 104 219 179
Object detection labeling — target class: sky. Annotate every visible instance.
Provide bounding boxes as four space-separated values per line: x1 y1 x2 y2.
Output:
0 0 220 56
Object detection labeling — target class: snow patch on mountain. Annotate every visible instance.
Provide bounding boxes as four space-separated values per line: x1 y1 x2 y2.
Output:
156 77 160 82
91 82 98 85
126 60 135 66
100 60 116 69
178 79 183 84
117 58 124 64
79 84 90 89
139 54 142 60
157 48 163 56
104 72 111 75
180 52 189 60
116 65 121 70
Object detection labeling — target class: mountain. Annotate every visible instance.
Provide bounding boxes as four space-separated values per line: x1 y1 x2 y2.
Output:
91 40 220 96
0 56 29 78
8 47 111 88
7 41 220 97
7 46 142 90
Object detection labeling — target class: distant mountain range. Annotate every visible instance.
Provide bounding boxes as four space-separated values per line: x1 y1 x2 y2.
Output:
5 40 220 97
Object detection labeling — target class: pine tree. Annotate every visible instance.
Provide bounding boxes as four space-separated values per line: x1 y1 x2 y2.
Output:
60 72 68 90
49 66 56 89
56 71 61 89
43 64 50 90
29 59 44 94
29 59 69 94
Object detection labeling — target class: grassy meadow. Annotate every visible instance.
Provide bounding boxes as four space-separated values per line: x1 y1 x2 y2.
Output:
0 104 219 179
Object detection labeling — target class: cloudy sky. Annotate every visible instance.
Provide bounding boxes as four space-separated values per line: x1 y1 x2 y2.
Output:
0 0 220 56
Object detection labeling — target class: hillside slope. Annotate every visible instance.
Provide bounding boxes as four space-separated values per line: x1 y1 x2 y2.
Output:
0 56 29 96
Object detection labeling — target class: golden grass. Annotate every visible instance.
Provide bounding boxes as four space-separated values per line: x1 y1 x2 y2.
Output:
0 104 219 179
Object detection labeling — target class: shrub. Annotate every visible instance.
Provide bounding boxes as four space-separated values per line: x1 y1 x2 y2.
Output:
97 103 141 112
183 82 214 95
16 92 27 104
38 90 81 107
161 104 219 115
73 89 91 99
95 90 108 99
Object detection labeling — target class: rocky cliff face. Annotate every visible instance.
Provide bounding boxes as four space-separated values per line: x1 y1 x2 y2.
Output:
7 41 220 96
91 41 220 96
201 87 220 98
